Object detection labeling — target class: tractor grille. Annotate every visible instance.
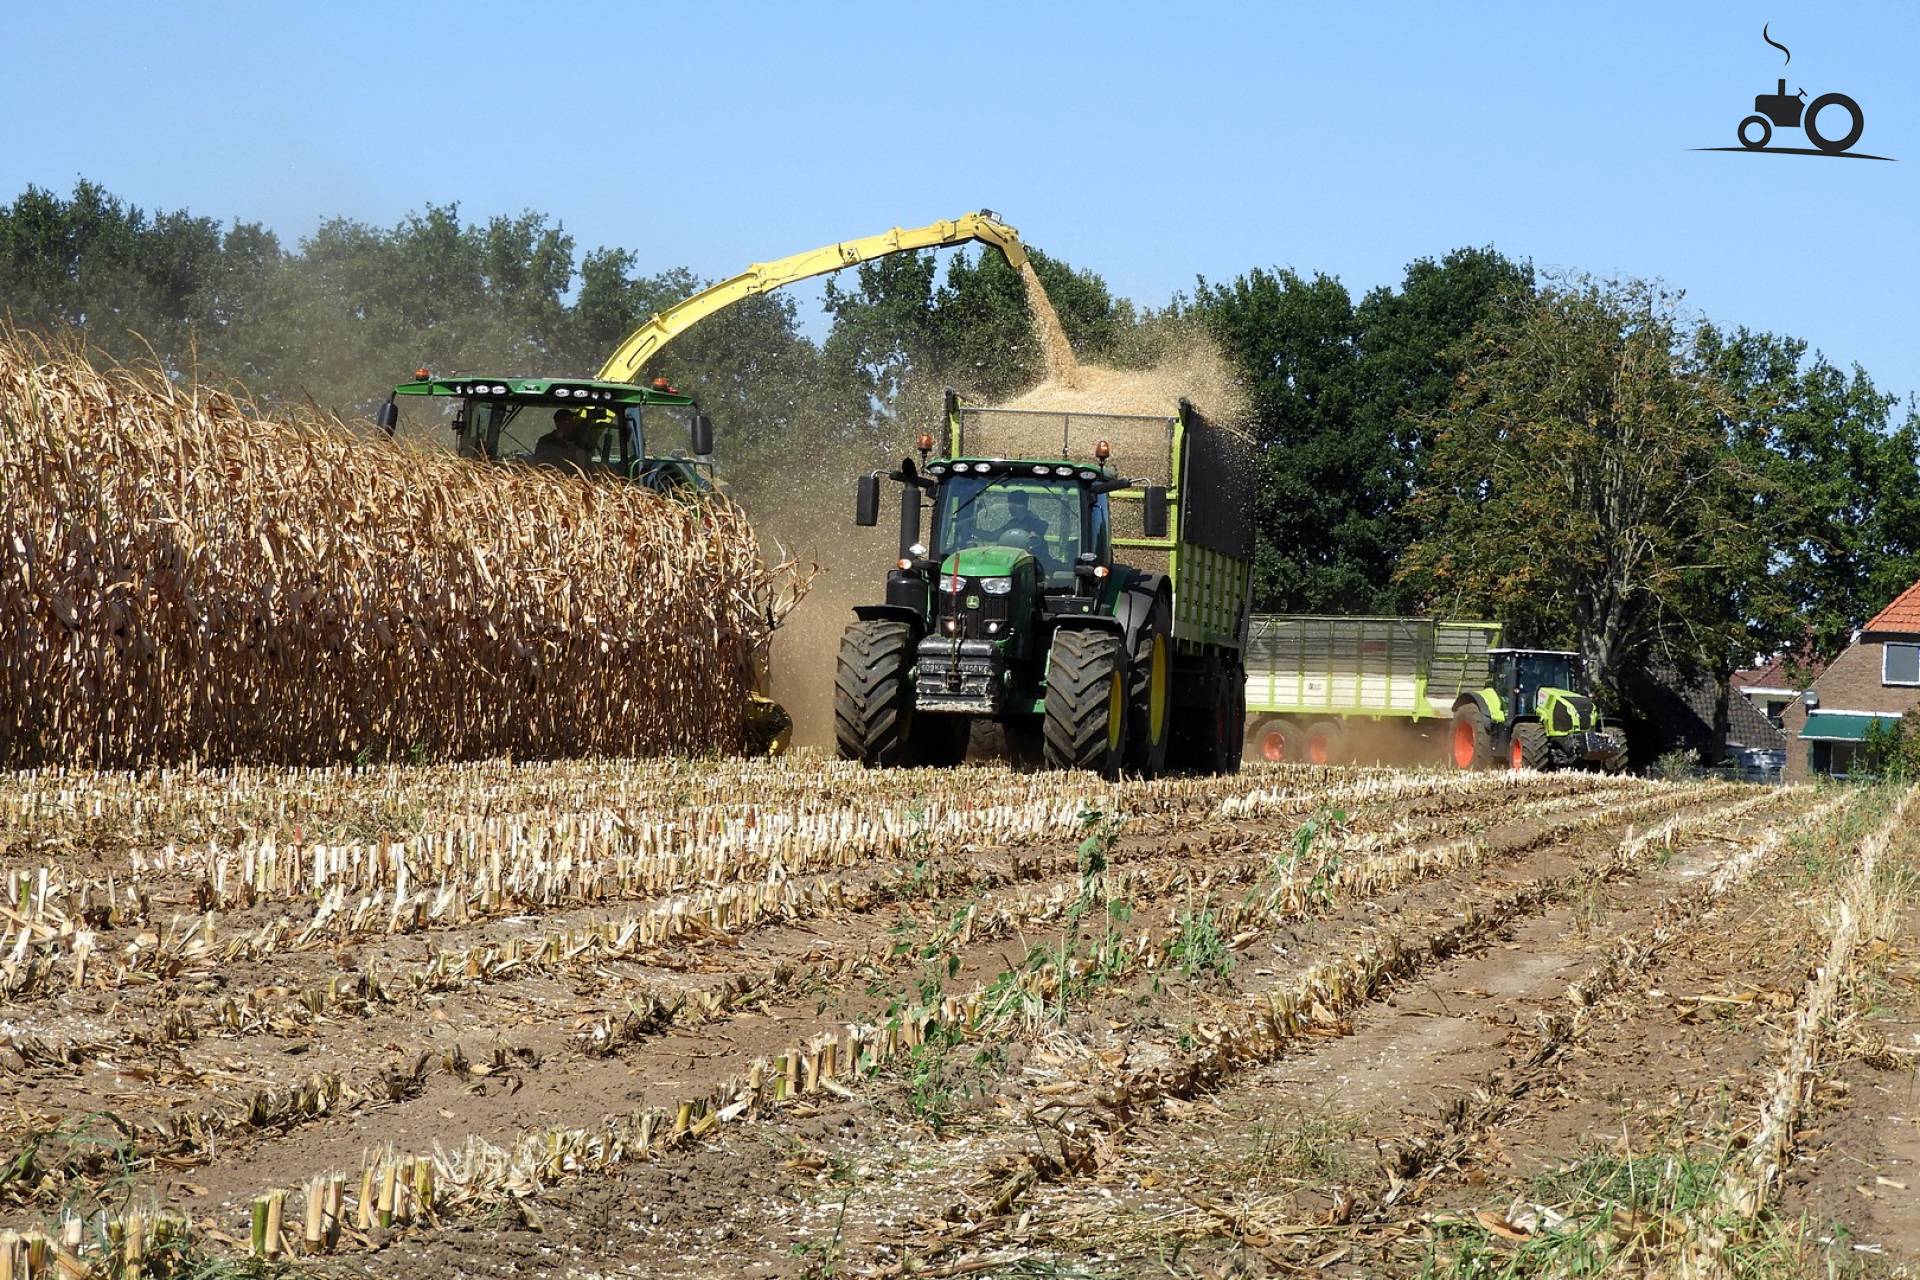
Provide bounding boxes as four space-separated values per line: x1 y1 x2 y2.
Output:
936 578 1010 642
1548 695 1595 733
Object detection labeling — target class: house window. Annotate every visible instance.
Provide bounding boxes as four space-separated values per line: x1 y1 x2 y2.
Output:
1887 643 1920 686
1810 740 1859 778
1764 698 1788 728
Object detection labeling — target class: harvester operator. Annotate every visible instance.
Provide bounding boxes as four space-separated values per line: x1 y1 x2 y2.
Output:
533 409 595 473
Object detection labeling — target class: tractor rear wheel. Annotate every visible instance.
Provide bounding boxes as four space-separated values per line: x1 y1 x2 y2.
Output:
834 620 919 767
1450 704 1493 771
1126 598 1173 778
1511 721 1550 771
1043 629 1128 777
1220 664 1246 775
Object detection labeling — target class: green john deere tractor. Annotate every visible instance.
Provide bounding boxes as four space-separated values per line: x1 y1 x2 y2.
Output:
835 394 1253 778
1448 648 1628 772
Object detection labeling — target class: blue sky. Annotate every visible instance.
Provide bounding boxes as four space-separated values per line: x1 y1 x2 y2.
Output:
4 2 1916 400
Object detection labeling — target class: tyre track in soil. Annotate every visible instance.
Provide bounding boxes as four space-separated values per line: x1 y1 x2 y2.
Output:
960 787 1842 1277
0 776 1649 1141
347 783 1768 1277
0 778 1717 1232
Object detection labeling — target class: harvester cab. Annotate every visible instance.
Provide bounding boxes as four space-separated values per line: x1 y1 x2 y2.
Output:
380 374 716 494
1450 648 1627 773
837 393 1254 779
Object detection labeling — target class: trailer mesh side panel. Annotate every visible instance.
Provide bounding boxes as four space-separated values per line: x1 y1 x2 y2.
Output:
1429 623 1501 700
1244 616 1426 715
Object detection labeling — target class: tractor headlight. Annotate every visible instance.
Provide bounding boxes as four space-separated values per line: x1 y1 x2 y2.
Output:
978 577 1013 595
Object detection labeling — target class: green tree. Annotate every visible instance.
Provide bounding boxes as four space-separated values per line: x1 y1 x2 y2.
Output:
1400 278 1743 705
1189 267 1363 611
1188 249 1529 614
822 245 1121 422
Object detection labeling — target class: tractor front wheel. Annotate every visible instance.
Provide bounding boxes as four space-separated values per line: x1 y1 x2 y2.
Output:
834 620 919 767
1511 721 1550 771
1450 704 1494 771
1044 629 1128 777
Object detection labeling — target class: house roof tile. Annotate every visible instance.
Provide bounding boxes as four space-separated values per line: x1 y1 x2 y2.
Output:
1866 578 1920 636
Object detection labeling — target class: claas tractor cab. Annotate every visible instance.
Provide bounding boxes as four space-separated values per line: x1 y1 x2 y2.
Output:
378 373 715 494
1449 648 1628 773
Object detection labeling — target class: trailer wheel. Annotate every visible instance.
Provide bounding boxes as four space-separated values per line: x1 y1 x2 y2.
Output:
1043 629 1128 777
834 620 919 767
1511 721 1549 771
1250 717 1295 763
1305 720 1345 766
1450 704 1493 771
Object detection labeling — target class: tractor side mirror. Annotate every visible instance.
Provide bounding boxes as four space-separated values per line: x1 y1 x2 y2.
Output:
855 473 881 527
690 412 714 457
375 399 398 436
1141 485 1170 539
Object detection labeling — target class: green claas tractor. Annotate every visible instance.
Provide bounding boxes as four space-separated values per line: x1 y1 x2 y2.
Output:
836 393 1254 778
1448 649 1628 772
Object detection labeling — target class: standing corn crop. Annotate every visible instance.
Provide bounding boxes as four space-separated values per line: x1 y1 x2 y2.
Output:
0 331 783 766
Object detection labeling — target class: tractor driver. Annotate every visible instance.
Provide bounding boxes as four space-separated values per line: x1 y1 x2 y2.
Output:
994 490 1053 564
533 408 595 473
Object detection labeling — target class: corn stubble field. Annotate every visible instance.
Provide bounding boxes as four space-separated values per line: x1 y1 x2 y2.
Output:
0 757 1915 1279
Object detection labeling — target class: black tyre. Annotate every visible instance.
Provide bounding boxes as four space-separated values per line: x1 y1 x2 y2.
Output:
1305 719 1345 766
1804 93 1864 153
1511 721 1550 771
1125 596 1173 778
1248 716 1298 764
1737 114 1772 150
1598 727 1629 774
1221 664 1246 775
834 620 918 767
1449 703 1494 771
1043 629 1128 776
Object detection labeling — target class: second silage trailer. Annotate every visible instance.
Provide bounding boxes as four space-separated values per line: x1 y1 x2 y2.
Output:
1243 614 1502 764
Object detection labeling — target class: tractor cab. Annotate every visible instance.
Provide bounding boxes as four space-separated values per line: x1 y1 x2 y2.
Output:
1489 648 1581 720
379 373 716 494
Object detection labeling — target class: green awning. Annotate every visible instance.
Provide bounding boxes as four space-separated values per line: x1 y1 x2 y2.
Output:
1801 712 1903 742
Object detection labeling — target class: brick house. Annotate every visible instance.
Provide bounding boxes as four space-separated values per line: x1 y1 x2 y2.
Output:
1782 579 1920 780
1733 652 1827 731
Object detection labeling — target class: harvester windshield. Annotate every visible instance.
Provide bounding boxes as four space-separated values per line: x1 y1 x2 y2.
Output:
385 374 714 493
933 473 1099 587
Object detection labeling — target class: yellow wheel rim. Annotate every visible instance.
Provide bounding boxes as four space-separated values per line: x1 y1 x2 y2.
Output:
1107 672 1125 754
1148 634 1169 744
